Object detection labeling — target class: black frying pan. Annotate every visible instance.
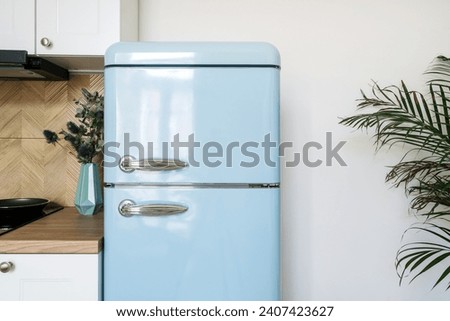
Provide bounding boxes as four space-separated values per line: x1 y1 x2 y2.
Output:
0 198 49 228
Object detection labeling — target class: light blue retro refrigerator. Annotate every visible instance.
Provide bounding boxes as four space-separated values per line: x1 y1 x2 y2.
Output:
103 42 280 300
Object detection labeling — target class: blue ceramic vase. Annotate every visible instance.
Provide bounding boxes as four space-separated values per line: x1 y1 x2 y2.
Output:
75 163 103 215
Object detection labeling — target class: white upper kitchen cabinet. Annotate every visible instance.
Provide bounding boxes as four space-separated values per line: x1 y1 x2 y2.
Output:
36 0 138 56
0 0 35 52
0 0 137 71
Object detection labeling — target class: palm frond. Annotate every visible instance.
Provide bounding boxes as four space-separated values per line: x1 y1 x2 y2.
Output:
425 56 450 87
340 82 450 155
408 178 450 218
384 159 450 218
386 159 450 187
340 55 450 289
339 57 450 217
396 221 450 289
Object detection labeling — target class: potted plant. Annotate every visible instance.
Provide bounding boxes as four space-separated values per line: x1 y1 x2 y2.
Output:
340 56 450 290
43 88 104 215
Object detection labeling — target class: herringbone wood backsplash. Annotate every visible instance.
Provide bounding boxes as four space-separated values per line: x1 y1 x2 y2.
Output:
0 75 104 206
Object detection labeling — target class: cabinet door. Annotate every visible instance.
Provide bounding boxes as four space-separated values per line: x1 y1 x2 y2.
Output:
0 253 102 301
0 0 35 52
36 0 122 55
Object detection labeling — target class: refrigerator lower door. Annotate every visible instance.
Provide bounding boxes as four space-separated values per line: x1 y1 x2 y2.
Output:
104 187 280 300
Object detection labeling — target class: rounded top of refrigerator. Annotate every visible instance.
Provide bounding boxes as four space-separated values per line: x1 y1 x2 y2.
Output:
104 42 280 67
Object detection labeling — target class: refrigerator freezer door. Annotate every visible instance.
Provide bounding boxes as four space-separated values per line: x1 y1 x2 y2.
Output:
104 187 280 300
104 66 279 184
105 42 280 66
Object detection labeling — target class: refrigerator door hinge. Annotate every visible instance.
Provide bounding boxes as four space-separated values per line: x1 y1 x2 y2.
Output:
249 183 280 188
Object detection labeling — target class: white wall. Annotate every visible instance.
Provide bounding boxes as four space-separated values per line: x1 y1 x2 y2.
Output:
138 0 450 300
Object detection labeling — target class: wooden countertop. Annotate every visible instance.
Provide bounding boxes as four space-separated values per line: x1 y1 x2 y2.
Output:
0 207 103 254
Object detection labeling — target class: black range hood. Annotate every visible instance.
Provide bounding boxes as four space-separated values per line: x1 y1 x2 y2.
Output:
0 50 69 81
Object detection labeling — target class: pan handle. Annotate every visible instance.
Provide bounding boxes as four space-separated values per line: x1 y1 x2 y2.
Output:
118 199 188 217
119 155 188 172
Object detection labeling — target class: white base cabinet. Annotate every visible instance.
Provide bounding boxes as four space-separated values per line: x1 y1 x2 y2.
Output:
0 253 102 301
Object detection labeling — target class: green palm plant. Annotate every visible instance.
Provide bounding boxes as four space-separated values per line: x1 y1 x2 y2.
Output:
340 56 450 290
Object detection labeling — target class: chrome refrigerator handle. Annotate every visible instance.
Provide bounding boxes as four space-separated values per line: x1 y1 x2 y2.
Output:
119 200 188 217
119 155 188 172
